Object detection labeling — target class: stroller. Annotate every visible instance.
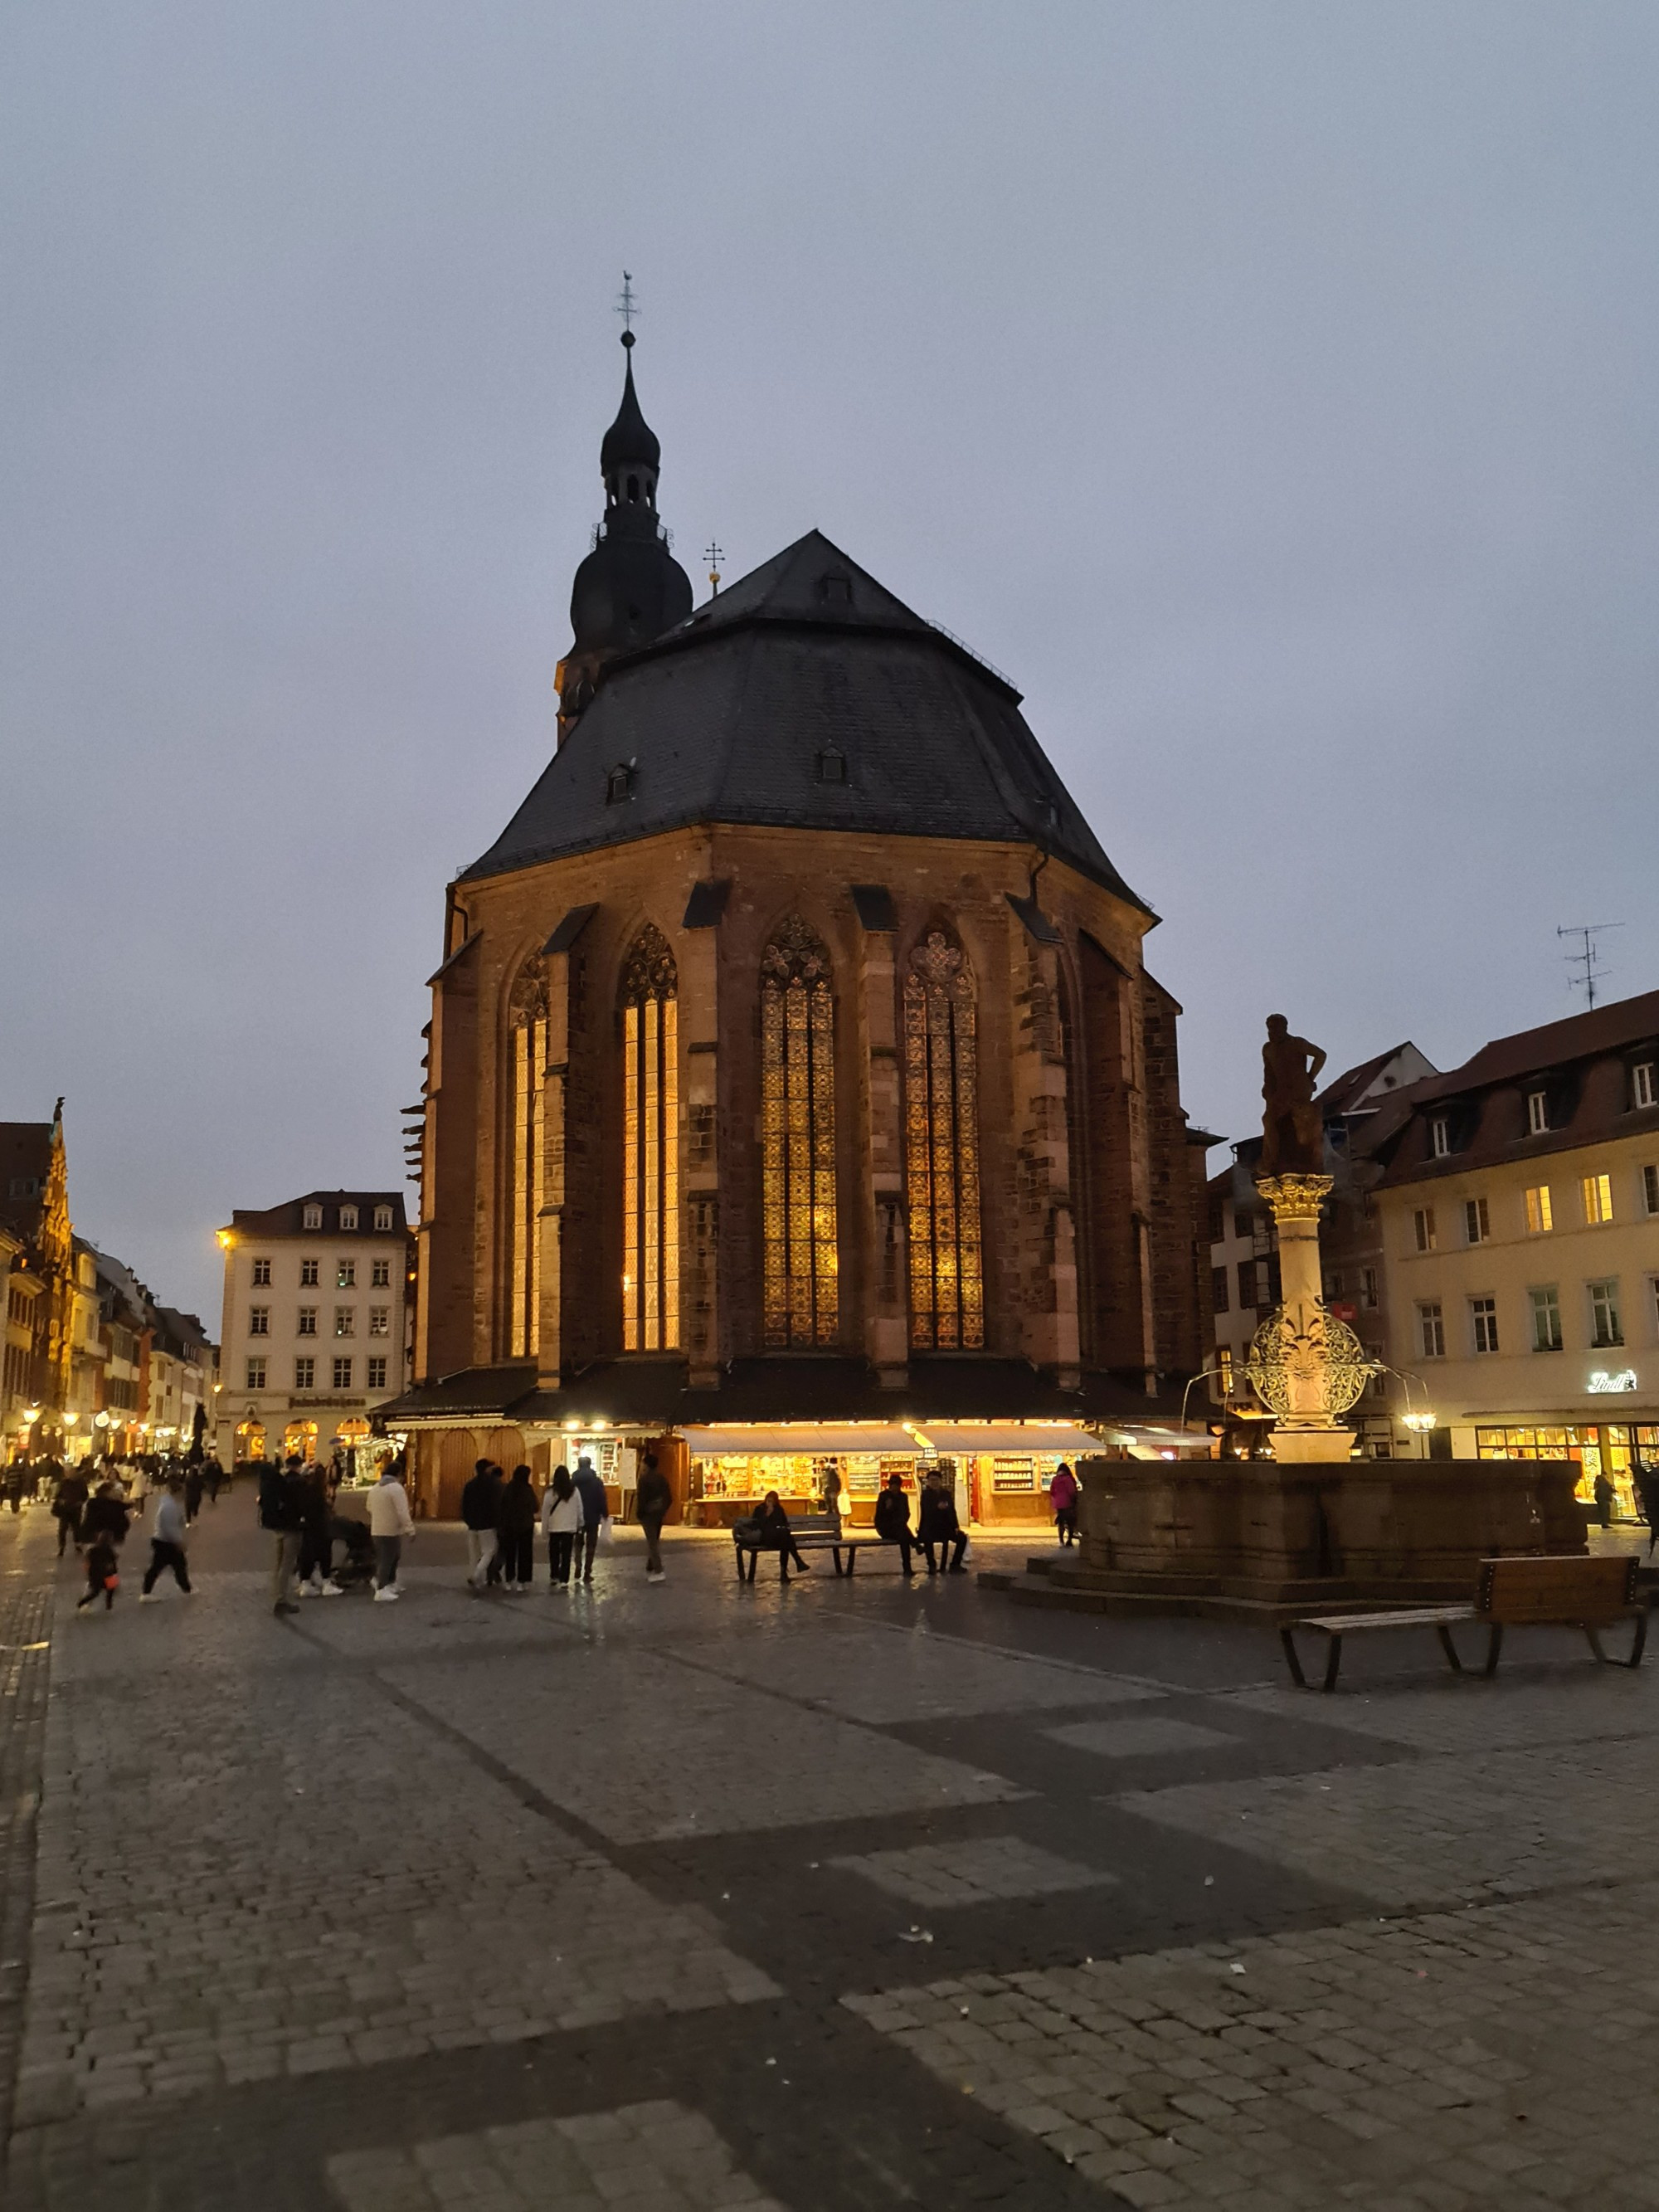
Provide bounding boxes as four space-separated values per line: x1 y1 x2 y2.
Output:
328 1515 377 1593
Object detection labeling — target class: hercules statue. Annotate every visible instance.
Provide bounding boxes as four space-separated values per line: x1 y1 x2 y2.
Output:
1257 1015 1326 1179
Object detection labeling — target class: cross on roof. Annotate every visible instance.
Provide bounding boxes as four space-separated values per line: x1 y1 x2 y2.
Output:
705 541 723 597
615 271 638 334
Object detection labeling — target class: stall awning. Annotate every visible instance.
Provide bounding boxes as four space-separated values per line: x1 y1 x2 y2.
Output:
905 1421 1102 1456
679 1425 922 1458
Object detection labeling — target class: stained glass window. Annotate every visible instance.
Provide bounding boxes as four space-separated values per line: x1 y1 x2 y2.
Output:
761 918 839 1346
620 925 679 1351
506 957 547 1359
903 930 984 1349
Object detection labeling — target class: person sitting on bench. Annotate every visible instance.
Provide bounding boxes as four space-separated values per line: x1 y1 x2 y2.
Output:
752 1491 810 1580
917 1474 967 1574
873 1473 917 1577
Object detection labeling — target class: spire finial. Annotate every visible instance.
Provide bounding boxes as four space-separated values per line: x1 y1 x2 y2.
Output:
615 270 638 346
704 540 723 599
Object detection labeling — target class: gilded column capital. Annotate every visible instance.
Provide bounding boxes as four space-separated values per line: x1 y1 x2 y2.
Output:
1253 1172 1334 1225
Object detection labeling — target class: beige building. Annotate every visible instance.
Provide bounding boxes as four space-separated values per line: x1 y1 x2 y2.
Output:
1374 989 1659 1508
216 1190 412 1469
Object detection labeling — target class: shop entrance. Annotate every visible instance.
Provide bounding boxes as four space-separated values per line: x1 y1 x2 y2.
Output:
1475 1423 1659 1519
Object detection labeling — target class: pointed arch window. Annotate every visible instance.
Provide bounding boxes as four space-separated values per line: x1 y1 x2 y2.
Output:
506 957 548 1359
761 918 839 1346
620 925 679 1350
904 930 984 1349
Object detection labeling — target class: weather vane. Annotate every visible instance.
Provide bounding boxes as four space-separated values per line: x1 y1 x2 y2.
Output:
615 270 638 342
705 540 723 598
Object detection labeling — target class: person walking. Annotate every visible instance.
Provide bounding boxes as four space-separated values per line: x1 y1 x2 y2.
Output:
202 1454 224 1505
572 1454 609 1584
53 1464 89 1557
873 1471 917 1576
751 1490 810 1581
540 1465 582 1587
298 1464 341 1596
367 1457 415 1601
1637 1460 1659 1557
917 1473 968 1573
260 1455 305 1615
636 1451 671 1582
183 1464 205 1524
1050 1462 1079 1547
1594 1469 1615 1529
496 1464 538 1591
81 1478 131 1557
460 1458 503 1591
139 1477 193 1600
76 1527 122 1612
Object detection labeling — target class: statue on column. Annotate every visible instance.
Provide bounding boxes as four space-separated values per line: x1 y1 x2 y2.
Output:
1257 1015 1326 1179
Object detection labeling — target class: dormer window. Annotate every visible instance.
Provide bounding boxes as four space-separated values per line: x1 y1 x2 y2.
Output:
816 746 847 785
374 1204 393 1232
1634 1062 1656 1110
1429 1116 1451 1158
339 1205 358 1230
302 1204 323 1230
606 763 635 805
1526 1089 1549 1135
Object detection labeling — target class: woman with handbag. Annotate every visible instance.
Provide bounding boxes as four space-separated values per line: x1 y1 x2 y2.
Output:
539 1464 583 1588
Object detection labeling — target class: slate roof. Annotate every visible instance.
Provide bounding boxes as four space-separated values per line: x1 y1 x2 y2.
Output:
222 1191 408 1239
464 530 1151 912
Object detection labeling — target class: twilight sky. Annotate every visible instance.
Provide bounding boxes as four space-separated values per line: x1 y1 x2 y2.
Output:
3 2 1657 1329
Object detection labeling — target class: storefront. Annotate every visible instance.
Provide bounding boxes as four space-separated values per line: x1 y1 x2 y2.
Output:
1475 1420 1659 1518
679 1420 1106 1528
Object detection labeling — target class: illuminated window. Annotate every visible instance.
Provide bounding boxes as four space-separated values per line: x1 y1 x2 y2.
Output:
368 1307 388 1336
1217 1347 1234 1396
1530 1286 1562 1352
620 925 679 1352
1471 1296 1500 1355
506 955 549 1358
1413 1207 1436 1252
760 918 839 1347
1526 1090 1549 1135
903 929 984 1350
1525 1185 1553 1234
1589 1279 1623 1348
1583 1172 1614 1225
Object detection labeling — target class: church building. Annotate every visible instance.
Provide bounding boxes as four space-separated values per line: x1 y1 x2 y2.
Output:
392 333 1209 1523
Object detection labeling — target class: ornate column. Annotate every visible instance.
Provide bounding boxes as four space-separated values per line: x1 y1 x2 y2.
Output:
1246 1174 1372 1461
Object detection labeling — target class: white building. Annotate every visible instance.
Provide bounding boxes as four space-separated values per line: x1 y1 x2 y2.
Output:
216 1189 413 1470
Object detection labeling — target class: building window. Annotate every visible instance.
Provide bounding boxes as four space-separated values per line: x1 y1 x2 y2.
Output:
760 917 839 1348
605 762 635 804
1216 1346 1234 1397
506 953 551 1360
337 1259 356 1289
1430 1116 1450 1158
246 1357 267 1390
1418 1301 1445 1358
1634 1063 1656 1111
1464 1197 1490 1245
303 1204 322 1230
339 1205 358 1230
367 1356 388 1390
300 1257 319 1287
1644 1165 1659 1216
297 1308 317 1337
1589 1279 1623 1348
1530 1286 1563 1353
332 1357 353 1390
903 929 984 1351
1470 1296 1500 1355
1583 1172 1614 1225
620 925 679 1352
1526 1089 1549 1135
1413 1207 1437 1253
1237 1259 1258 1310
1525 1185 1553 1235
1360 1267 1379 1309
374 1204 393 1231
1211 1266 1229 1314
334 1308 354 1337
294 1356 315 1390
815 745 847 784
248 1306 269 1337
372 1257 392 1286
368 1307 389 1336
251 1257 271 1286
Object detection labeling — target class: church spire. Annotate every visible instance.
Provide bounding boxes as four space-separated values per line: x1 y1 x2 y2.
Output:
555 306 692 744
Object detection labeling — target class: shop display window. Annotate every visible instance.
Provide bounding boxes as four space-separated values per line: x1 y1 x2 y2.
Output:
991 1455 1036 1493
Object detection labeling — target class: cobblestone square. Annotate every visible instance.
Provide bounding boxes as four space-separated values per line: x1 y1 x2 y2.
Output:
5 1498 1659 2210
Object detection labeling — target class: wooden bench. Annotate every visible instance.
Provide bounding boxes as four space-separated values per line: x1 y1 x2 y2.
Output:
732 1513 871 1581
1281 1554 1647 1692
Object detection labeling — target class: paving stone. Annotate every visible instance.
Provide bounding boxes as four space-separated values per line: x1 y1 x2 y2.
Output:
828 1832 1115 1907
1048 1717 1237 1759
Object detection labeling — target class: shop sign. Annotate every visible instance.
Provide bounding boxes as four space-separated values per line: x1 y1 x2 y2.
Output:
1587 1367 1639 1395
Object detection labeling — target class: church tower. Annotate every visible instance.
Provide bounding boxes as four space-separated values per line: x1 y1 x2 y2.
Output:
555 330 693 743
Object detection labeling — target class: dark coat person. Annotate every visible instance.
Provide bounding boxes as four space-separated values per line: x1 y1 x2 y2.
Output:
917 1480 968 1574
873 1474 917 1576
460 1460 504 1589
81 1486 131 1548
750 1490 809 1580
496 1465 539 1588
635 1452 672 1581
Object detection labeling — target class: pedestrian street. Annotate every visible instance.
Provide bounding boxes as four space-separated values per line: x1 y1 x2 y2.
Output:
5 1494 1659 2210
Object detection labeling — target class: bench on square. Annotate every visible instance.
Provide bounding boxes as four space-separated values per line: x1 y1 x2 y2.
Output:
1280 1554 1647 1693
732 1513 869 1581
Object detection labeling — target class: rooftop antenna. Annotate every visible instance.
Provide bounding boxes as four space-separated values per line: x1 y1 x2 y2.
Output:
615 270 638 343
1558 921 1623 1010
704 540 723 599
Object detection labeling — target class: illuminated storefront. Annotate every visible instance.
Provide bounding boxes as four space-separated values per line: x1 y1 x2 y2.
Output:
1475 1421 1659 1518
